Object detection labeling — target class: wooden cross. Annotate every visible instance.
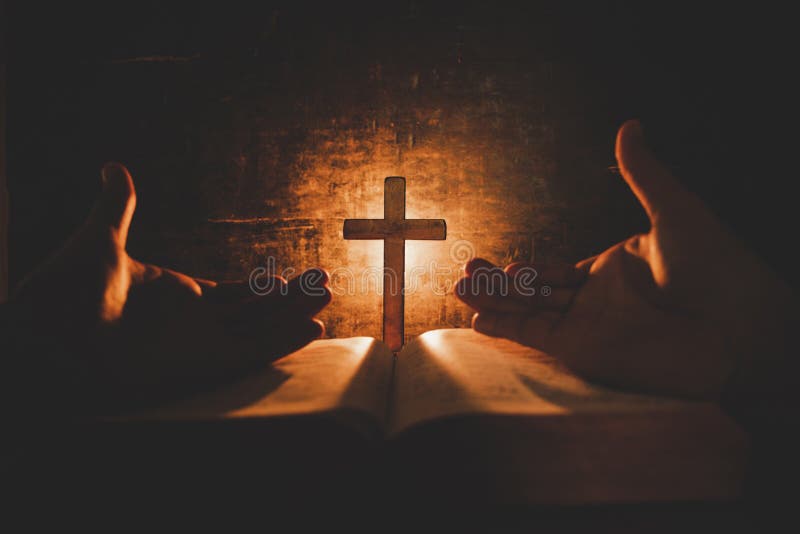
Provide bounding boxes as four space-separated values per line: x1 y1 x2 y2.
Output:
343 177 446 351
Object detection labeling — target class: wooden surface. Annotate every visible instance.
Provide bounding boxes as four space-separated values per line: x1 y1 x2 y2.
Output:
344 177 445 351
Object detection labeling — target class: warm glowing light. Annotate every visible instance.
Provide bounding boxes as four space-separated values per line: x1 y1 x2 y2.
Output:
287 121 545 341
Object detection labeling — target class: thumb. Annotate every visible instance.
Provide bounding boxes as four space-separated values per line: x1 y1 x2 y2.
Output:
616 120 689 224
91 162 136 246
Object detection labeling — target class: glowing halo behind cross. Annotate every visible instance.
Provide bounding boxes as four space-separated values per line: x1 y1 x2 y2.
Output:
343 177 446 351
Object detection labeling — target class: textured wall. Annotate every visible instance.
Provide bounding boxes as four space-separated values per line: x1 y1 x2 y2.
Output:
193 53 573 341
129 6 627 342
8 2 663 342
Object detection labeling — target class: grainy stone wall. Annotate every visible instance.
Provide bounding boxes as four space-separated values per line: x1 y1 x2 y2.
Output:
197 56 573 341
8 3 656 341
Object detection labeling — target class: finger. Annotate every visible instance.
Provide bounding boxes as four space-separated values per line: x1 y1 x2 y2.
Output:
615 120 688 224
287 285 332 317
126 265 203 302
459 262 575 311
131 263 231 297
286 268 332 316
159 267 203 296
205 277 288 302
465 257 497 276
236 268 331 303
503 263 579 310
455 276 530 313
210 278 289 319
472 311 560 350
457 275 576 312
226 270 331 321
458 264 536 311
91 162 137 247
193 277 217 289
575 255 598 272
463 261 510 293
504 262 587 286
129 260 162 284
288 267 330 294
123 269 204 320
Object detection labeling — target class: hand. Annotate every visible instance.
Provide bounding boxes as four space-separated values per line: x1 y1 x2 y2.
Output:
6 163 331 414
456 120 793 399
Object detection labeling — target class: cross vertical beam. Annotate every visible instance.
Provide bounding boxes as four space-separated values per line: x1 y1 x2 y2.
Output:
383 178 405 353
343 177 446 351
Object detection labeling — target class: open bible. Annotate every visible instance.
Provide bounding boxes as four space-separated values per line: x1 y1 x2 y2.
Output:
121 328 746 505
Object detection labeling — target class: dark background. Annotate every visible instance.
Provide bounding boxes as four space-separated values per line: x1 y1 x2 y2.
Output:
4 1 795 337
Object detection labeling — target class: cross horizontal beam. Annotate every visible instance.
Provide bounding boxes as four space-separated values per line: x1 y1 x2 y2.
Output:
343 177 446 351
343 218 446 240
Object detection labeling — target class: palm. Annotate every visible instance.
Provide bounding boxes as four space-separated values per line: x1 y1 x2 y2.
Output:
111 261 324 394
551 234 728 396
10 164 329 413
457 121 789 398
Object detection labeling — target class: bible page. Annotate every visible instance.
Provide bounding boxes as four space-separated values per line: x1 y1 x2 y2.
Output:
145 337 394 423
390 329 696 434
